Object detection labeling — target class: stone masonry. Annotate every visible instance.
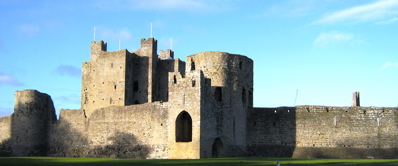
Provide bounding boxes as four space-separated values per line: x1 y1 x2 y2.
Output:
0 37 396 159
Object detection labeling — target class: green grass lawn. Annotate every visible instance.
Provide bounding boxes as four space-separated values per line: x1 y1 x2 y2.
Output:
0 157 397 166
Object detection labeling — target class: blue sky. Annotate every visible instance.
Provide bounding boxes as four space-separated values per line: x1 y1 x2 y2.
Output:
1 0 398 117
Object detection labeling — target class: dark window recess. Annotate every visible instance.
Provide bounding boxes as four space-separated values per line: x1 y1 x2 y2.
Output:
176 111 192 142
242 87 246 103
133 81 139 91
192 80 196 87
191 60 195 70
239 61 242 69
174 75 177 84
214 87 222 101
249 91 253 106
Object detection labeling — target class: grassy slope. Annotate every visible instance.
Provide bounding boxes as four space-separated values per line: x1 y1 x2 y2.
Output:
0 157 397 166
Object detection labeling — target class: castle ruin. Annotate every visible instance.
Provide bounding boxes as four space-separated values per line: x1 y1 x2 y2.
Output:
0 37 397 159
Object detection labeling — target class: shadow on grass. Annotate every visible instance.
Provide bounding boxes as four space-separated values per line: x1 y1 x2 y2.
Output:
0 157 398 166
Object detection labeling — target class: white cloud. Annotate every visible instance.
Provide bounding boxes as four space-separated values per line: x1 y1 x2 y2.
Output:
19 24 39 37
313 31 355 47
92 0 227 12
315 0 398 24
382 62 398 69
135 0 208 10
0 72 24 86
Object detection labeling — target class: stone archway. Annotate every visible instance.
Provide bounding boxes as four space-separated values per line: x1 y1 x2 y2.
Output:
212 137 223 158
175 111 192 142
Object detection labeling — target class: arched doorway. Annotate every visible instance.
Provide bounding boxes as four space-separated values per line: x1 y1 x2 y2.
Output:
212 138 223 158
175 111 192 142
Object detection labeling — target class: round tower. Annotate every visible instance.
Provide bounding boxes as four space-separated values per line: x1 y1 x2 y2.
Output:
186 51 253 157
12 90 56 156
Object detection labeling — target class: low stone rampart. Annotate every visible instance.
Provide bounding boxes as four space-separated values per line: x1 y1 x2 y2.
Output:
248 106 398 158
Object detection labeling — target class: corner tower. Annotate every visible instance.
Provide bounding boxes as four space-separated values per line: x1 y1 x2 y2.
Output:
81 40 134 117
12 90 56 156
186 52 254 157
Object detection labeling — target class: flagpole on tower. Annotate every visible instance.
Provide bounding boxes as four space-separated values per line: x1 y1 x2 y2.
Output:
150 23 153 38
94 26 96 41
170 37 173 50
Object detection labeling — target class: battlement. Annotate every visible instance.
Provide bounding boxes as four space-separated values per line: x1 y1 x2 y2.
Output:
140 38 157 50
159 49 174 60
91 40 107 51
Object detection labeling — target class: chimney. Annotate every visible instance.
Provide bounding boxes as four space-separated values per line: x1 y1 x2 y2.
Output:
352 92 360 106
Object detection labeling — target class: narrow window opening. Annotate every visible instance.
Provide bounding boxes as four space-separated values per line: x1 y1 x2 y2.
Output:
192 80 196 87
249 91 253 106
173 75 177 84
176 111 192 142
239 61 242 69
191 60 195 70
133 81 139 92
214 87 222 101
114 85 117 90
242 87 246 103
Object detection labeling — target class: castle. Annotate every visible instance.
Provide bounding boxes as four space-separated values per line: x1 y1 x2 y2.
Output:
0 37 397 159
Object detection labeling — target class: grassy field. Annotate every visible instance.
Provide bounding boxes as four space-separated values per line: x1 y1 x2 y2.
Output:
0 157 397 166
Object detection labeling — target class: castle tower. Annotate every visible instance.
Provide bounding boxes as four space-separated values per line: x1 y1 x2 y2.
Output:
82 40 133 117
352 91 360 106
185 52 253 157
12 90 56 156
131 38 158 103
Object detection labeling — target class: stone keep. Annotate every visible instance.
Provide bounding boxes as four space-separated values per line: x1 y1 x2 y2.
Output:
0 37 396 159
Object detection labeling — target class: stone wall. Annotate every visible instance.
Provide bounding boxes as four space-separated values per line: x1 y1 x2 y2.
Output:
0 115 12 156
248 106 398 158
247 107 296 157
49 103 169 159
